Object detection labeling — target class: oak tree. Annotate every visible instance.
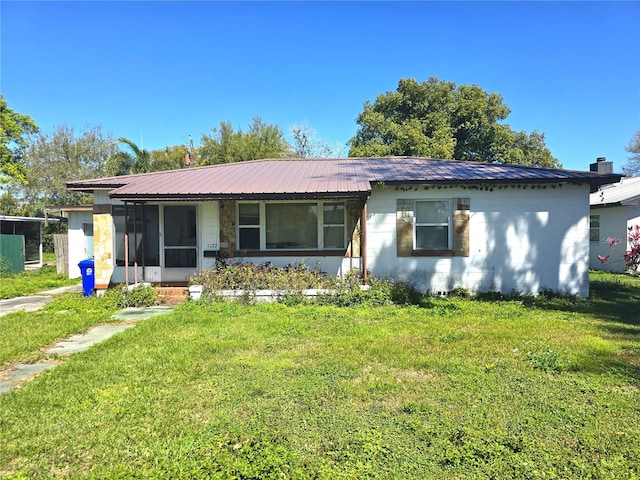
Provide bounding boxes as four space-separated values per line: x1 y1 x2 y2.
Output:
348 77 559 167
0 95 39 185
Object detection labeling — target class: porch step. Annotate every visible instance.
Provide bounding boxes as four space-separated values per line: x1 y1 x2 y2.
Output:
155 286 190 305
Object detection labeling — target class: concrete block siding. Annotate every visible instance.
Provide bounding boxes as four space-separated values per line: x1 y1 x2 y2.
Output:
365 184 591 296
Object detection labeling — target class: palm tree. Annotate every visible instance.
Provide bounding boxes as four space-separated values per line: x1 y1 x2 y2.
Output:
104 137 151 176
118 137 151 174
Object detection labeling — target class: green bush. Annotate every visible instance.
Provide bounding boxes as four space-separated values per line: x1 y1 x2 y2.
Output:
0 255 12 277
190 262 440 307
101 284 158 308
191 260 334 292
389 281 425 305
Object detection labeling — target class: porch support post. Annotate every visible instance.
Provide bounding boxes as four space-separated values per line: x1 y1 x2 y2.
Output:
124 202 129 286
38 221 43 267
361 201 367 284
133 203 139 285
141 203 146 281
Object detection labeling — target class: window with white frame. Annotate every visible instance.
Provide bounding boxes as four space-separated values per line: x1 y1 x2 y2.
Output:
414 200 451 250
237 201 346 251
323 203 346 249
238 203 260 250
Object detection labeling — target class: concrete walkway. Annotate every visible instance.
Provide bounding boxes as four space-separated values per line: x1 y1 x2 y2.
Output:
0 303 175 395
0 283 83 317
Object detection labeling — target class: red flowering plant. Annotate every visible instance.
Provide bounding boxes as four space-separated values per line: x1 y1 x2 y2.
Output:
599 225 640 273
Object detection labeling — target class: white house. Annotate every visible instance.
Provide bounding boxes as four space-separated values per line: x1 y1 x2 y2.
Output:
67 157 620 297
589 175 640 273
46 206 94 278
66 207 94 278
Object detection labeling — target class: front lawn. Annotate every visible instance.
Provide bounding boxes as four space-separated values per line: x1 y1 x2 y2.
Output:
1 273 639 478
0 265 79 299
0 295 121 366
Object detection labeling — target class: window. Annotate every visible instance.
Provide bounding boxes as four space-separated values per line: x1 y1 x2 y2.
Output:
590 214 600 242
237 201 346 251
323 203 346 249
238 203 260 250
113 205 159 266
415 200 451 250
266 203 318 249
397 198 469 257
164 205 197 268
82 223 94 258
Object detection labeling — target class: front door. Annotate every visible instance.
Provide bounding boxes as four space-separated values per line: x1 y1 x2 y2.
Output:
163 205 197 280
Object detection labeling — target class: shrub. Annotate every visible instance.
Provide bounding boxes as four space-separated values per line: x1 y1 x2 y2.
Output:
101 284 158 308
191 261 437 307
0 256 12 277
191 260 334 292
448 287 471 299
389 281 425 305
316 285 391 307
598 225 640 274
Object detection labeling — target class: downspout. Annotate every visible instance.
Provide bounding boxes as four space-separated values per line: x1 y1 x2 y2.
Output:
361 200 368 284
124 202 129 286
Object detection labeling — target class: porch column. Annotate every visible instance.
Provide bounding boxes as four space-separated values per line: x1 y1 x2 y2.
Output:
92 204 114 291
361 202 367 284
124 202 129 285
133 202 138 285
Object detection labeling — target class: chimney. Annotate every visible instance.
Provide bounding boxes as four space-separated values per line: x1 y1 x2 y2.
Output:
589 157 613 174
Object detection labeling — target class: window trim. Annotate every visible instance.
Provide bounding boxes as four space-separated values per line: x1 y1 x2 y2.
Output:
236 200 347 254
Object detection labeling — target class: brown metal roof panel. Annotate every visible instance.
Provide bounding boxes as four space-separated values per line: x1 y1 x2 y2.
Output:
107 160 372 198
70 157 623 200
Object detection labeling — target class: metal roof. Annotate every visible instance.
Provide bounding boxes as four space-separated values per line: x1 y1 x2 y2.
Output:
67 157 623 201
590 175 640 207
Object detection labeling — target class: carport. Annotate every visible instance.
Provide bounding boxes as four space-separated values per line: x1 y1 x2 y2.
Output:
0 215 59 272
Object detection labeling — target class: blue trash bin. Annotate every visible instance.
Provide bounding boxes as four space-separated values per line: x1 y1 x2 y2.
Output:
78 259 95 297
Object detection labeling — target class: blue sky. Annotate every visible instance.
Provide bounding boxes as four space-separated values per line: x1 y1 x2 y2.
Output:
1 1 639 172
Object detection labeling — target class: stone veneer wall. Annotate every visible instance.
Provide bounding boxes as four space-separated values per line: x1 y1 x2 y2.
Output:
93 212 114 289
346 199 363 257
219 200 236 257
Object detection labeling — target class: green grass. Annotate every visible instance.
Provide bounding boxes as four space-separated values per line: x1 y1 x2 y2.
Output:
1 272 639 478
42 252 56 264
0 295 121 365
0 265 80 299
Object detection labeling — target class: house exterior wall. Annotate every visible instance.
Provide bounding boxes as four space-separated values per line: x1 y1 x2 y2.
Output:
366 184 591 296
91 197 220 287
67 211 93 278
630 204 640 232
89 184 592 295
590 204 640 273
199 201 220 271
